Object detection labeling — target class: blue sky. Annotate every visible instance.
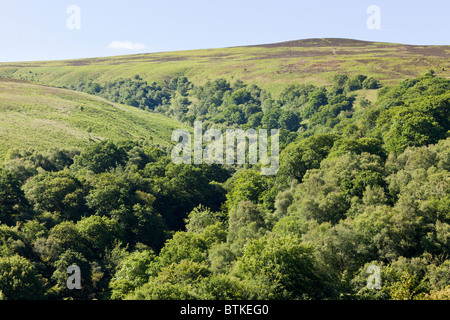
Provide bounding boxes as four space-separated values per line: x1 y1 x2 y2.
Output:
0 0 449 62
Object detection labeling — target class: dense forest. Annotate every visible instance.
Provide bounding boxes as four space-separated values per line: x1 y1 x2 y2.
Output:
0 71 449 300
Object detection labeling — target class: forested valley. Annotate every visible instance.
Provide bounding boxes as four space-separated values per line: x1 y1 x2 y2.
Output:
0 71 449 300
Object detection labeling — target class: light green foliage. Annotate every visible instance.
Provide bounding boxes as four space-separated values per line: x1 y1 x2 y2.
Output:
184 205 223 234
110 250 156 299
125 281 196 300
157 231 209 266
225 169 269 210
286 152 384 224
234 234 332 299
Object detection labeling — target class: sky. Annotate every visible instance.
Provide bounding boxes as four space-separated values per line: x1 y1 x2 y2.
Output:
0 0 449 62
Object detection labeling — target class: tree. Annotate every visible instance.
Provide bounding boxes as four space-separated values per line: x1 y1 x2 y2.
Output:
362 77 381 89
184 205 222 234
0 168 30 225
131 204 167 250
0 255 44 300
230 88 253 105
76 215 123 259
276 133 339 189
157 259 210 285
331 74 349 91
110 249 157 299
23 170 86 221
376 106 444 155
227 201 266 256
279 110 301 131
51 249 93 299
197 273 249 300
73 140 128 173
234 234 332 299
85 172 132 217
225 170 268 210
38 221 84 262
125 280 195 300
157 231 209 266
261 108 281 129
302 88 328 119
158 223 226 268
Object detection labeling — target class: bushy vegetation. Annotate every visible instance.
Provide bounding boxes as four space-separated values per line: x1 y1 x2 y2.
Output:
72 73 379 134
0 73 449 300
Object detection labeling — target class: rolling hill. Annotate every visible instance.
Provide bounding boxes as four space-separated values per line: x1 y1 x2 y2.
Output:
1 38 450 96
0 78 190 158
0 38 449 302
1 38 449 159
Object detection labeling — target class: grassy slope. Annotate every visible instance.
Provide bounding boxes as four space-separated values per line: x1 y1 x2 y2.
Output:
1 38 450 97
0 79 190 158
0 38 448 158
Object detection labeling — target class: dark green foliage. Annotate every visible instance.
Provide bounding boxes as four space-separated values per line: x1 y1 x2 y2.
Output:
73 140 128 173
362 77 381 89
276 133 340 189
279 110 301 131
23 171 86 221
0 168 30 225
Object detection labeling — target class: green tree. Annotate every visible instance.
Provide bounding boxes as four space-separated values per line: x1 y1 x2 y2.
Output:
38 221 84 262
51 249 93 299
276 133 339 189
23 170 86 221
261 108 282 129
110 249 157 299
362 77 381 89
73 141 128 173
225 169 268 210
227 201 266 256
279 110 301 131
76 215 123 259
184 205 222 234
0 255 44 300
234 234 332 299
376 106 444 155
0 168 30 225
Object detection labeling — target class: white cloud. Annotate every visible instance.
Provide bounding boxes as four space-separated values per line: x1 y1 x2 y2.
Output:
107 41 147 50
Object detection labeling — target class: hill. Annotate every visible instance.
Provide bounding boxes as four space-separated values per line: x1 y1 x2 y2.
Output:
1 38 449 96
0 79 190 158
0 39 449 302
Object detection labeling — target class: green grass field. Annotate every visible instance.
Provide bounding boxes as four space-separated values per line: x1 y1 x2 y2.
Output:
0 79 190 158
1 38 449 97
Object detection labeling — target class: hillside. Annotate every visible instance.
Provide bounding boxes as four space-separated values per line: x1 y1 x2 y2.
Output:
0 79 190 158
0 37 449 302
1 38 450 96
